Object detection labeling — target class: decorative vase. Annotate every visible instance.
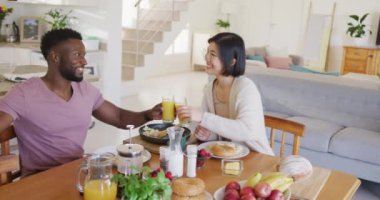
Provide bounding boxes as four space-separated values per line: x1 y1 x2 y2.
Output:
353 37 369 47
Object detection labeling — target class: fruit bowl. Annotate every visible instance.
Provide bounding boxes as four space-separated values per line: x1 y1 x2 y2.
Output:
196 148 211 168
213 180 291 200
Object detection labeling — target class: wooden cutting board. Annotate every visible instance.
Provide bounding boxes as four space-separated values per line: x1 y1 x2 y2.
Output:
290 166 331 200
124 136 164 154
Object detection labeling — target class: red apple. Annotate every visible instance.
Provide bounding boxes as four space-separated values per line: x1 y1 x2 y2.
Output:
240 186 255 197
223 189 240 200
225 181 241 192
268 189 285 200
254 182 272 198
241 194 257 200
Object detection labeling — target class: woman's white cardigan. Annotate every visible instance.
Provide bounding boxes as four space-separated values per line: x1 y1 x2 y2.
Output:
200 76 274 156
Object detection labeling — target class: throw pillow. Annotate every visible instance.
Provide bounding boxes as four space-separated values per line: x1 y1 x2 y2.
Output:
290 65 340 76
265 56 293 69
247 55 265 62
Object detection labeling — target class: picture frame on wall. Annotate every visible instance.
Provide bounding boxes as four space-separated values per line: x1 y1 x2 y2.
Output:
19 17 43 43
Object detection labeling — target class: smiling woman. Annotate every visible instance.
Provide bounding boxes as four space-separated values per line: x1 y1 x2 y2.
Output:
19 16 43 43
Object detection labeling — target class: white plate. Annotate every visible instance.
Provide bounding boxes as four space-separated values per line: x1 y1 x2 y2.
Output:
93 145 151 163
198 141 250 159
204 191 213 200
213 180 290 200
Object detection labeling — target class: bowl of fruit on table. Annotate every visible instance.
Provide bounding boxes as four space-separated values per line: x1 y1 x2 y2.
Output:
213 172 293 200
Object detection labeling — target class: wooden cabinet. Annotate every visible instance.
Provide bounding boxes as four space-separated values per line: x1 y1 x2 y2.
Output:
341 46 380 75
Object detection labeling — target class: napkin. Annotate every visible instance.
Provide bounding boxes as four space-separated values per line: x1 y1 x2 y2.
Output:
2 72 46 83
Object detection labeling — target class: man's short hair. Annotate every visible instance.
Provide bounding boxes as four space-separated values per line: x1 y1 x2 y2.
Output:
40 28 82 60
208 32 246 77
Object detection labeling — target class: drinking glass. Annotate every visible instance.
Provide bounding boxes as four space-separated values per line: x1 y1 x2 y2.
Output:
162 95 175 123
175 96 190 127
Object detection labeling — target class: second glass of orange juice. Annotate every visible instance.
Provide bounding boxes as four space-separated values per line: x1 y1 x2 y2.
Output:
175 96 190 126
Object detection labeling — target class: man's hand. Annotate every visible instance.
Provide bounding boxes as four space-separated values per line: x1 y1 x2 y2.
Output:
146 103 162 121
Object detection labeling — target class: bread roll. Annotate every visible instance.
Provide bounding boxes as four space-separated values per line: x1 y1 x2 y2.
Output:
278 155 313 181
171 178 205 199
210 144 237 157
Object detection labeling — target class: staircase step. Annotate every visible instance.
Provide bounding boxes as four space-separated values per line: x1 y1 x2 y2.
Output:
123 40 154 54
122 52 145 66
139 20 172 31
122 67 135 81
140 9 180 21
123 28 163 42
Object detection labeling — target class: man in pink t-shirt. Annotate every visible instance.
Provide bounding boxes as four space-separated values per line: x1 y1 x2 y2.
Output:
0 29 162 176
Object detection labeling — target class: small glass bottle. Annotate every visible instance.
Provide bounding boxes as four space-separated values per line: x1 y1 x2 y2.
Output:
167 126 184 177
186 145 197 177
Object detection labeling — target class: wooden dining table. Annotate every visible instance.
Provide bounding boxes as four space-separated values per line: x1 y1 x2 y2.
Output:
0 148 360 200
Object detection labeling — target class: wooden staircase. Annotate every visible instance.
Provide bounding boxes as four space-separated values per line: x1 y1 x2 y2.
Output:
122 0 191 80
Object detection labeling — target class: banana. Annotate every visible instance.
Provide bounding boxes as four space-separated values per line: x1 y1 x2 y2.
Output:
260 172 286 182
244 172 262 188
275 179 294 192
261 174 293 189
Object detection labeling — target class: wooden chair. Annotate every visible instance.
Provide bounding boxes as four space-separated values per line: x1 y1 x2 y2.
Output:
264 115 305 158
0 126 20 185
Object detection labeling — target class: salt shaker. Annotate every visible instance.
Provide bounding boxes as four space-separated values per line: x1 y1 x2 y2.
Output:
186 145 198 177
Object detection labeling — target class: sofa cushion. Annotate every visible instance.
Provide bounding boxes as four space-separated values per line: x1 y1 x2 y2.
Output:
330 127 380 165
247 55 265 62
265 56 292 69
267 116 343 153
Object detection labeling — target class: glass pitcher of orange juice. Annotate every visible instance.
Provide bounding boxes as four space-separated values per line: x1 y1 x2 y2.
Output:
76 154 117 200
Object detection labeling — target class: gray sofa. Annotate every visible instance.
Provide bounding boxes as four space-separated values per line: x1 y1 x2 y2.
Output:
245 67 380 183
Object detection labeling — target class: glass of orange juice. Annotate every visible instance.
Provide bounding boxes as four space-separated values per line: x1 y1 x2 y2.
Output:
162 95 175 123
175 96 190 127
84 179 117 200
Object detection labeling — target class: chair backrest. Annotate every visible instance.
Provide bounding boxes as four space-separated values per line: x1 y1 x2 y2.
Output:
264 115 305 158
0 126 20 185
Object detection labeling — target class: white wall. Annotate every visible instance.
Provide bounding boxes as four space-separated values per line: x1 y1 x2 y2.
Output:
0 0 123 105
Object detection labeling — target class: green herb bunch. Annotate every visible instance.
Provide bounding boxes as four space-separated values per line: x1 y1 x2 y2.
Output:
44 8 75 30
112 166 173 200
215 19 230 29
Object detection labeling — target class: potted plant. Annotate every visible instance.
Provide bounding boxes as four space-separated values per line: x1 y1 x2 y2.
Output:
346 13 372 45
44 8 76 30
215 19 230 32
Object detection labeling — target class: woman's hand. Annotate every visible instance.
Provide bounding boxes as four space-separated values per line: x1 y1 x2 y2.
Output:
194 125 211 141
176 105 191 123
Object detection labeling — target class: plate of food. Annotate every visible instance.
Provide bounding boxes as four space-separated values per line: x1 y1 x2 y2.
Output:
198 141 249 159
93 145 152 164
139 123 191 145
213 180 291 200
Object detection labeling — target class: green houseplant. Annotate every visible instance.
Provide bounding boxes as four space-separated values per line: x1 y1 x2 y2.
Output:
44 9 75 30
215 19 230 31
346 13 372 38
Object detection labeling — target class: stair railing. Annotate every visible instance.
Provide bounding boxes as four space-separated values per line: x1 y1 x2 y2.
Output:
134 0 175 66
